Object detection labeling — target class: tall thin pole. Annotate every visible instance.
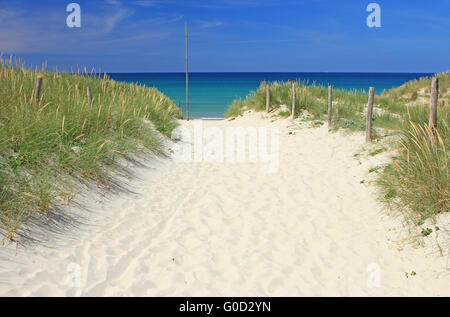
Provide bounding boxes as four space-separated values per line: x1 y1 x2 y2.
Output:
185 22 189 121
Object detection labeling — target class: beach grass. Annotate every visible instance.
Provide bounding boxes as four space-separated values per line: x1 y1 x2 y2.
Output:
377 110 449 221
226 80 407 132
0 59 180 239
382 72 450 102
227 74 449 221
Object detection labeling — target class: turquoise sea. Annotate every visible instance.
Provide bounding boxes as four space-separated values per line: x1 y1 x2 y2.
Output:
108 73 432 118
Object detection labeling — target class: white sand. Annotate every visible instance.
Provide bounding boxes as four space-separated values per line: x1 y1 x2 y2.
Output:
0 112 448 296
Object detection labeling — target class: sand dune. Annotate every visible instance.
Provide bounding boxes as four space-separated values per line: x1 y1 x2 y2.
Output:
0 112 448 296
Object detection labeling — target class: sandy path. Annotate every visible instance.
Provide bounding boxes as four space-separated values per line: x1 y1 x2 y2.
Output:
0 113 448 296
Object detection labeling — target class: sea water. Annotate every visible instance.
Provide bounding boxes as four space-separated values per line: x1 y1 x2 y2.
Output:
108 72 432 119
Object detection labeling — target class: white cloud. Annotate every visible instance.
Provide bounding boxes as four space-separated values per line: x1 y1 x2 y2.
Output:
102 8 134 34
131 0 159 7
0 2 179 55
131 0 276 8
198 21 224 29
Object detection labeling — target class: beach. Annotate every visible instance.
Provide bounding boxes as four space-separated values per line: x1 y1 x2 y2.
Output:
0 111 448 296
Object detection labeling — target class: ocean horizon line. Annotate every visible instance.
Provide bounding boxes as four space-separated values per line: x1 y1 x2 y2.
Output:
102 71 436 75
105 72 438 118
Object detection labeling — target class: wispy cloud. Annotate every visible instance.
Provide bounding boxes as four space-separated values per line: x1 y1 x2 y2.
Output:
0 1 179 55
132 0 277 8
143 14 184 25
101 1 134 34
198 21 224 29
0 9 17 20
131 0 159 7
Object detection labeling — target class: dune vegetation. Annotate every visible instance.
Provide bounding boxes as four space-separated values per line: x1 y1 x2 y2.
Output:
383 72 450 102
0 59 181 240
227 74 449 222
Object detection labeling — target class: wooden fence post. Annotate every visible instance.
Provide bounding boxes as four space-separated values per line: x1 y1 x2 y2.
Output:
266 85 270 113
35 75 43 103
429 77 438 130
87 86 93 104
291 82 296 119
327 85 333 127
366 87 375 142
185 22 189 121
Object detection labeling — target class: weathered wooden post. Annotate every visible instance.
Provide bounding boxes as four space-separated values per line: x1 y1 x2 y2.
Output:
87 86 93 104
266 85 270 113
327 85 333 127
291 82 296 119
366 87 375 142
35 75 43 103
429 77 438 130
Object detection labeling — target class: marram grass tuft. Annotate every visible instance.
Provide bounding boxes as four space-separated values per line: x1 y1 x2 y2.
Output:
0 59 181 239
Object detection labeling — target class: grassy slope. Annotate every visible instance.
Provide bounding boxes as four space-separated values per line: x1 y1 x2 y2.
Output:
226 74 449 222
383 72 450 102
379 74 448 222
227 74 449 131
0 62 181 239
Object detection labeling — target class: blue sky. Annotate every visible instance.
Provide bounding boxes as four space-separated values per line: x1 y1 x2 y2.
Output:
0 0 449 72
